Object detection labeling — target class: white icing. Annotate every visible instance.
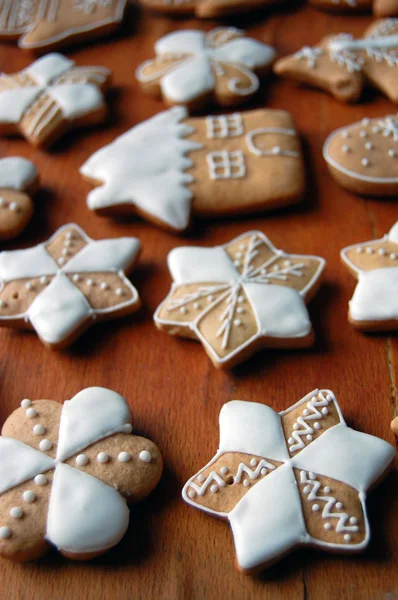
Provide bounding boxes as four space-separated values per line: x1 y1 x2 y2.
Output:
206 114 243 139
0 157 38 191
206 150 246 180
23 490 36 503
35 474 48 486
10 506 23 519
64 238 140 273
0 437 55 494
389 221 398 243
80 107 202 231
139 450 152 463
21 399 32 408
246 128 299 158
75 454 88 466
329 35 398 54
118 452 130 462
0 526 11 539
349 267 398 322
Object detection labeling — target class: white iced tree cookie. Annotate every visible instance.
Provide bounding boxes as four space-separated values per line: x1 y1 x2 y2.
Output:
154 231 325 369
0 223 142 348
135 28 276 110
0 387 162 562
0 157 39 240
182 390 395 573
341 222 398 331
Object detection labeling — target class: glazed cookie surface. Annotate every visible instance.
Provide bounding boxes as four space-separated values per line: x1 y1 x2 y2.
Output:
0 223 141 348
154 231 325 369
0 157 39 240
182 389 395 573
0 387 162 561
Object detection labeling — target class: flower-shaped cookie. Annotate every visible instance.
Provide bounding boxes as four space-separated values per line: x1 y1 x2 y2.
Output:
274 19 398 104
154 231 325 369
0 223 141 348
0 387 162 561
138 0 282 18
0 53 111 147
341 221 398 331
135 28 276 110
182 389 395 573
0 157 39 240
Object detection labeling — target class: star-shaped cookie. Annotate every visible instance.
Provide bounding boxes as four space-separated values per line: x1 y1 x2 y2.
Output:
138 0 283 18
0 387 162 561
135 28 276 111
182 390 395 572
274 19 398 104
154 231 325 369
0 53 111 147
0 223 141 348
0 157 39 240
341 221 398 331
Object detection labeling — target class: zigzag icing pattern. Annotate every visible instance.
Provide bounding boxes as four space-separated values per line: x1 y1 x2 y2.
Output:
233 459 275 483
287 391 332 453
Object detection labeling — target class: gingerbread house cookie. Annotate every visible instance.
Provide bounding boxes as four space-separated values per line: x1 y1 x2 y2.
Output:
0 387 162 561
341 222 398 331
0 53 111 147
182 390 395 573
154 231 325 369
80 107 305 233
0 223 142 348
135 28 276 111
0 157 39 240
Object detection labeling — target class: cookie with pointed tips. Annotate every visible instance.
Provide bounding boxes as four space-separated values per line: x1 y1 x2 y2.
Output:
0 223 142 348
182 390 395 573
0 157 39 240
154 231 325 369
0 387 162 562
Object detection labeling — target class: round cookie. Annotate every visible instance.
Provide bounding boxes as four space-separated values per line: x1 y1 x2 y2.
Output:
0 387 163 561
0 157 39 241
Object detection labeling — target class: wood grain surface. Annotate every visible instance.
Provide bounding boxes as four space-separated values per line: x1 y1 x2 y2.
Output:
0 4 397 599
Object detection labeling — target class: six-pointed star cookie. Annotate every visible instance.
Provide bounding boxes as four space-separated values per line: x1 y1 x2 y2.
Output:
0 157 39 240
182 389 395 573
154 231 325 369
135 28 276 111
0 223 141 348
341 221 398 331
0 387 162 561
0 53 111 147
274 19 398 104
80 107 305 232
138 0 284 18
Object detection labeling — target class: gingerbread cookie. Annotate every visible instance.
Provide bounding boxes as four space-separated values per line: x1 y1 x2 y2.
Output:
182 390 395 573
0 0 41 41
341 222 398 331
0 157 39 240
0 223 141 348
274 20 398 104
138 0 282 18
323 114 398 196
154 231 325 369
0 53 111 148
80 107 305 233
135 28 276 111
374 0 398 18
0 387 162 561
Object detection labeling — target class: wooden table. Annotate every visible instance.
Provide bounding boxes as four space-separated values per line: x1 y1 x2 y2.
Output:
0 4 397 599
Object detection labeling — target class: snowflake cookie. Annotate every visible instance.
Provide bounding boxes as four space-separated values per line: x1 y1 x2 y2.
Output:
154 231 325 369
323 114 398 196
138 0 283 18
0 157 39 240
341 222 398 331
0 387 162 561
182 389 395 573
0 53 111 147
274 20 398 104
80 107 305 233
0 1 127 51
0 223 141 348
135 28 276 111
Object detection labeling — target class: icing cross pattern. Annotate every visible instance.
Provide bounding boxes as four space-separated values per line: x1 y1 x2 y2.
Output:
182 390 395 571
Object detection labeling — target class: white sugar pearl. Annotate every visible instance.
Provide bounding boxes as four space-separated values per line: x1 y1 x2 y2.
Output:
0 527 11 539
388 149 396 157
100 282 109 290
64 239 72 247
349 517 358 525
34 474 47 486
312 504 320 512
58 257 66 266
139 450 152 463
118 452 131 463
288 437 294 445
97 452 109 464
116 288 124 296
366 247 374 254
210 484 218 493
314 422 321 430
26 408 37 418
72 274 81 283
365 142 373 150
65 231 73 239
303 409 310 416
324 523 332 531
321 407 328 415
303 485 311 495
33 424 45 435
336 502 343 510
362 118 370 125
237 296 245 303
261 468 267 476
21 399 32 408
122 424 133 433
359 131 367 138
220 466 228 475
306 434 313 441
243 480 250 487
344 534 352 542
39 439 52 452
179 307 187 314
61 248 69 256
361 158 369 167
10 507 23 519
23 491 35 503
356 247 363 254
9 201 19 212
235 252 242 259
234 261 241 268
193 302 201 310
198 474 205 483
378 248 386 255
324 486 331 494
188 490 196 499
250 458 257 467
391 253 397 260
309 472 316 480
25 282 34 290
75 454 88 466
233 319 242 327
0 300 7 308
86 279 94 287
342 145 350 153
40 276 48 285
293 423 299 430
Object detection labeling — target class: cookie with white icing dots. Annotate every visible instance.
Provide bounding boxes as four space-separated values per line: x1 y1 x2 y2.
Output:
154 231 325 369
0 223 142 348
0 387 162 561
0 157 39 241
182 390 395 573
341 222 398 332
135 28 276 111
80 107 305 233
274 19 398 104
138 0 282 18
0 53 111 147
